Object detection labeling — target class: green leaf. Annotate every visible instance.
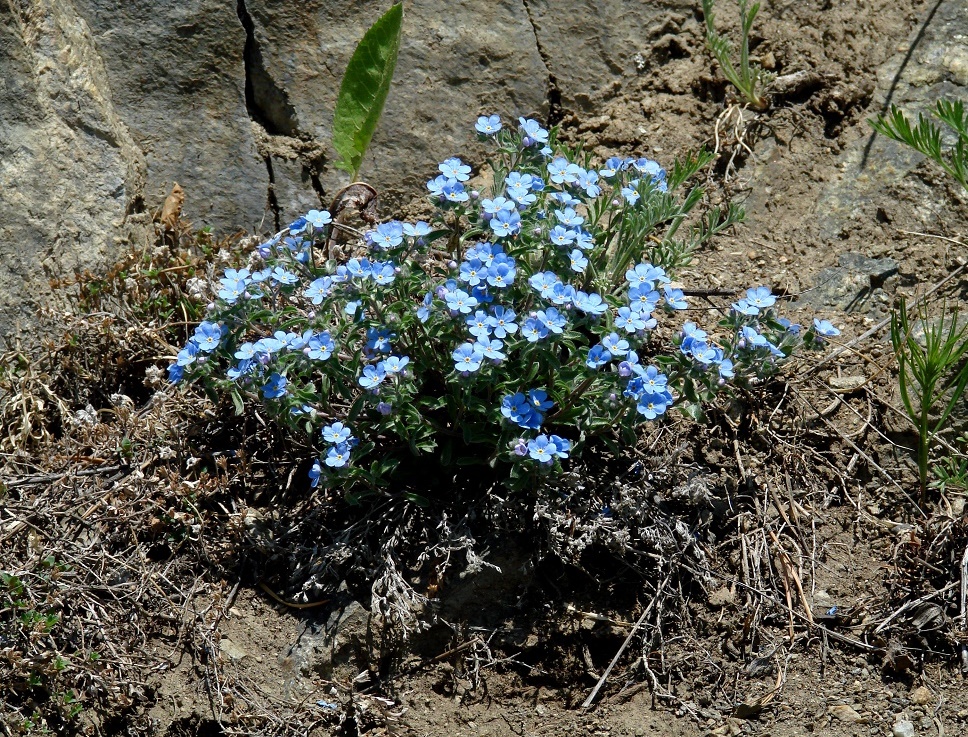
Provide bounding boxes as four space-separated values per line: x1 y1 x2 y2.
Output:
332 3 404 180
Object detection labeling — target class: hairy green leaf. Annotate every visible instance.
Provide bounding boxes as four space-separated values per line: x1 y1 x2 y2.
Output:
332 3 404 180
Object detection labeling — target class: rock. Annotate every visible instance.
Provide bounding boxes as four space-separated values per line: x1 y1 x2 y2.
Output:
798 252 898 314
829 704 866 723
828 376 867 393
893 720 916 737
218 637 247 662
910 686 933 706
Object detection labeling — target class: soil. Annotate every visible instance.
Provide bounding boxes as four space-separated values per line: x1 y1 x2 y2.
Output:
4 1 968 736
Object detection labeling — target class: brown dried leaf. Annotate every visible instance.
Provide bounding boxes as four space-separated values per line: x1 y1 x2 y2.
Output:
160 182 185 230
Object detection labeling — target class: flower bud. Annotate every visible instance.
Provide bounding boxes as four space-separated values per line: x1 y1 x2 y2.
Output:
618 362 632 377
447 260 458 270
611 199 620 207
522 136 532 147
307 311 316 319
303 347 311 356
435 286 448 299
207 302 215 311
512 439 528 456
377 402 392 416
470 190 480 200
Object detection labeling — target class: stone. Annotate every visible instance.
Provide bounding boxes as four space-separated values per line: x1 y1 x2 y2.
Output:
892 720 916 737
829 704 866 723
910 686 933 706
218 637 247 662
797 252 898 314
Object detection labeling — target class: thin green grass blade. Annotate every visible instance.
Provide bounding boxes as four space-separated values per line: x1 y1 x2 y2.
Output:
332 3 403 180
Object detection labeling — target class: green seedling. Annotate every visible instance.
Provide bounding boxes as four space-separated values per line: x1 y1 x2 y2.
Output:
702 0 773 110
332 3 404 181
891 297 968 502
871 99 968 191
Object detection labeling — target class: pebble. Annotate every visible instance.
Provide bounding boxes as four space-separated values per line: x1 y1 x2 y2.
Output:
892 720 915 737
910 686 933 705
829 704 866 723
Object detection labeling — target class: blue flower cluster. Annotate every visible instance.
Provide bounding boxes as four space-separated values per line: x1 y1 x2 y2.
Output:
167 114 838 491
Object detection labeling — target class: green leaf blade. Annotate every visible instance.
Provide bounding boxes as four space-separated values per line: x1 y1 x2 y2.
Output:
332 3 404 180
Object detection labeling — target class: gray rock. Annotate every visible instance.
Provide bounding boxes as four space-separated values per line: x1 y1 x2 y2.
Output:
892 720 916 737
798 252 898 313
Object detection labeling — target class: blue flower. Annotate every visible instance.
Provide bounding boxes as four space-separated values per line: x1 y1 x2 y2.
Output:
615 306 645 333
476 337 506 361
417 292 433 323
366 328 393 353
555 207 584 227
636 390 673 420
586 344 611 369
222 267 251 285
551 190 582 207
359 364 387 389
813 318 840 337
732 299 759 316
445 289 478 314
452 342 485 372
663 286 688 310
740 326 768 348
307 332 334 361
403 221 432 238
270 267 299 286
254 335 286 358
439 157 472 182
527 389 554 413
466 310 492 339
427 175 451 197
521 317 549 343
167 363 185 384
288 217 308 234
486 262 515 289
304 277 333 304
569 249 588 273
527 435 555 464
518 117 549 144
718 358 735 380
549 435 571 459
626 262 665 288
322 422 353 444
601 332 629 356
506 184 537 207
369 221 404 249
193 322 223 352
262 373 288 399
476 114 502 134
371 261 396 286
382 356 410 374
640 366 668 394
306 209 332 228
487 306 518 338
490 209 521 237
621 184 641 206
501 392 541 429
218 278 246 304
325 443 351 468
574 291 608 315
442 180 469 203
537 307 567 334
481 196 515 216
574 229 595 251
529 271 561 298
746 286 776 309
460 258 485 286
548 283 578 306
176 342 200 366
227 359 254 380
599 157 624 178
549 225 576 247
690 341 719 365
506 172 536 189
307 459 324 487
576 169 601 198
547 157 570 184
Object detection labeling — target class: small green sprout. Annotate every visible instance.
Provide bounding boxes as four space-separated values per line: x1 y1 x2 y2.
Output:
891 297 968 502
870 99 968 191
702 0 773 110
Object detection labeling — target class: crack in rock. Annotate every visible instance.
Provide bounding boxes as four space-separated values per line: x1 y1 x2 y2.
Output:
521 0 563 125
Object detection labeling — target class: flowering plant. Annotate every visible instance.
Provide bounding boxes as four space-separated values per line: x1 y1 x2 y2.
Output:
168 115 837 496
